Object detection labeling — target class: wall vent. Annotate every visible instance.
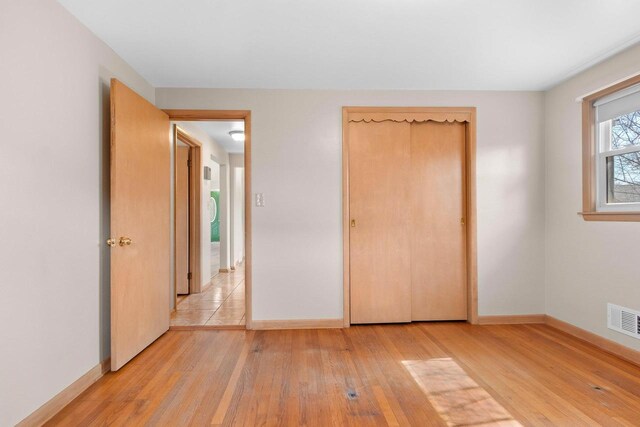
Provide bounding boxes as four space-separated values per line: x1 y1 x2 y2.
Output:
608 303 640 339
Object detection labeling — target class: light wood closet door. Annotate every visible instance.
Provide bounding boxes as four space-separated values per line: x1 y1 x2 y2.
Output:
349 121 412 323
176 145 190 295
410 121 467 320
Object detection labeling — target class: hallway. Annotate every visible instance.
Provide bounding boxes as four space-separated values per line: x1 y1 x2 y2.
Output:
171 265 245 327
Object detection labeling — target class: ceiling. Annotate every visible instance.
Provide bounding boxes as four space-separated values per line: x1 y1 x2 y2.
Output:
190 121 245 154
58 0 640 90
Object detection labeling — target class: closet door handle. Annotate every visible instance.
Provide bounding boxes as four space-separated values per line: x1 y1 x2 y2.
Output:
351 219 356 228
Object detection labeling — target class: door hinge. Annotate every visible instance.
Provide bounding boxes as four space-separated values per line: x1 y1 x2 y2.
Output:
187 159 192 167
187 272 192 280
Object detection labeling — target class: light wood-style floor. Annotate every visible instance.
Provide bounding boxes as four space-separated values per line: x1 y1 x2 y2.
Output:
171 265 245 327
46 322 640 426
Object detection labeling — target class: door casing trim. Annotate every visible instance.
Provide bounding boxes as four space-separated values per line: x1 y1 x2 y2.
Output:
174 126 202 306
165 109 253 330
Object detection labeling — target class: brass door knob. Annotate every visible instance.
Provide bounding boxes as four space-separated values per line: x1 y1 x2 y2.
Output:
119 237 133 246
106 238 116 247
351 219 356 228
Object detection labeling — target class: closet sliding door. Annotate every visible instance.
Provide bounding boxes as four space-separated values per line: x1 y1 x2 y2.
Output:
410 121 467 321
349 120 412 324
344 107 477 325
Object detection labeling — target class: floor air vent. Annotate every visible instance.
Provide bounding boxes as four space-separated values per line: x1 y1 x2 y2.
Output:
608 303 640 339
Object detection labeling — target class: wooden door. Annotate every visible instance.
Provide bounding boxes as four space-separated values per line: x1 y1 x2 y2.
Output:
410 121 467 320
176 145 190 295
110 79 171 371
349 121 412 323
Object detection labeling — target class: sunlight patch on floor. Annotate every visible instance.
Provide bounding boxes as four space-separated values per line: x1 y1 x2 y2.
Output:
402 358 522 427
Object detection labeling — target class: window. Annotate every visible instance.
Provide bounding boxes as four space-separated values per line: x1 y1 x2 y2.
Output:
582 75 640 221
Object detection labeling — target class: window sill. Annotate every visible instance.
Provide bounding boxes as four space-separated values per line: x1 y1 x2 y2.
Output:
579 211 640 222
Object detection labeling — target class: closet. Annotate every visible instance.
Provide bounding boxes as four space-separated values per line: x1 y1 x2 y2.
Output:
344 107 476 324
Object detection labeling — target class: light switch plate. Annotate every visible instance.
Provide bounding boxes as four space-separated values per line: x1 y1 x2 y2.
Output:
255 193 265 207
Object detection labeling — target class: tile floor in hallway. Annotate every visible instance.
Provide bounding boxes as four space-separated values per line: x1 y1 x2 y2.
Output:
171 264 245 327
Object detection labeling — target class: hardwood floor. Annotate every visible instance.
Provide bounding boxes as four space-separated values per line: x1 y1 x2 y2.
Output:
171 265 245 327
46 323 640 426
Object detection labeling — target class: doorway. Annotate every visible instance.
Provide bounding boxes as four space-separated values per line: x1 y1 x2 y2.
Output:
172 126 203 303
342 107 478 326
169 117 249 328
109 80 252 371
175 138 191 296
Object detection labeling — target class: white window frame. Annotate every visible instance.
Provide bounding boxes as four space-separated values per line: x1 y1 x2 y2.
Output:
594 99 640 212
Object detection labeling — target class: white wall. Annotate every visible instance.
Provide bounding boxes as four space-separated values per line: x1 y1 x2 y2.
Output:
0 0 155 425
219 163 231 272
233 168 245 265
545 44 640 351
156 88 547 321
174 122 230 285
229 154 245 266
210 161 221 190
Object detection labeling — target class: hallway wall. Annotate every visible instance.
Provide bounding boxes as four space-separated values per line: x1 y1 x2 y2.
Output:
0 0 155 425
229 153 245 266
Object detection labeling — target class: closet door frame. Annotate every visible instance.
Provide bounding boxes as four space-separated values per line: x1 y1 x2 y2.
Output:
342 106 478 327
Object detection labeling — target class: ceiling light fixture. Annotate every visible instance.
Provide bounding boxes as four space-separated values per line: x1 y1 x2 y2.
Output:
229 130 245 142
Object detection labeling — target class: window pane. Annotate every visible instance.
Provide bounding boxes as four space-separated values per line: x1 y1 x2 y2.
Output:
607 152 640 203
610 110 640 150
